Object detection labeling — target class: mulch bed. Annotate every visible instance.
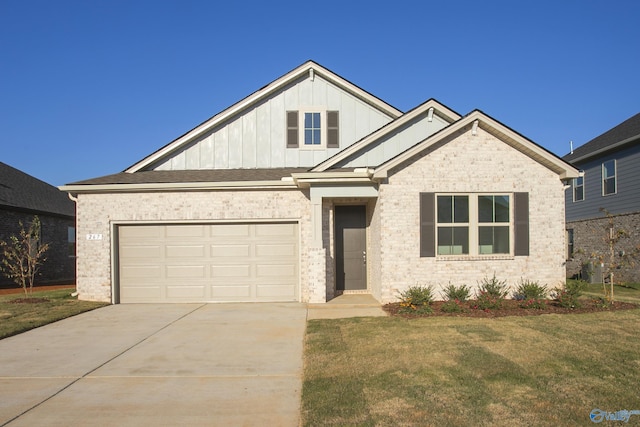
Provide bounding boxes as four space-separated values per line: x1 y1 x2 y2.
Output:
383 299 639 318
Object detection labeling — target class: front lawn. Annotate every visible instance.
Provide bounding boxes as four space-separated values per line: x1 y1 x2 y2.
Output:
0 289 109 339
302 309 640 426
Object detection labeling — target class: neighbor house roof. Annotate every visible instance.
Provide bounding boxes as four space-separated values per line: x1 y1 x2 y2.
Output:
564 112 640 163
0 162 75 218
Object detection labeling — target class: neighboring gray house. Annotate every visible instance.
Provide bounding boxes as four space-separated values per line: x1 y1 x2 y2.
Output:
0 162 76 287
564 112 640 283
61 61 579 304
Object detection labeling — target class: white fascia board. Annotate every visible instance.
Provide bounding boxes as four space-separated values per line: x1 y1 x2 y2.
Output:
373 111 580 180
312 99 460 172
59 180 297 194
291 170 375 188
126 61 403 173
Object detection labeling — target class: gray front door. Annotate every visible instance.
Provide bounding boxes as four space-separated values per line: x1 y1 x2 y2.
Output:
335 205 367 291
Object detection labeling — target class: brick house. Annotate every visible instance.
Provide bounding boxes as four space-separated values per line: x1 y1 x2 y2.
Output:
0 162 76 287
61 61 579 303
564 112 640 283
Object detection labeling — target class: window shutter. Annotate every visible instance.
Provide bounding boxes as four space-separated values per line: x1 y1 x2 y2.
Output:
286 111 298 148
514 192 529 256
327 111 339 148
420 192 436 257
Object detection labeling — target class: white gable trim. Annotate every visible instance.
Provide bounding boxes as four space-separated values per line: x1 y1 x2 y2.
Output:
373 110 580 180
311 99 460 172
125 61 403 173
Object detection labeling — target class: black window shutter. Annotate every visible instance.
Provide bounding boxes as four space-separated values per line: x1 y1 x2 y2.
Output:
286 111 298 148
514 192 529 256
420 192 436 257
327 111 339 148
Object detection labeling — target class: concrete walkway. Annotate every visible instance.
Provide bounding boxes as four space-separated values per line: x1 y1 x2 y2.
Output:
0 298 386 426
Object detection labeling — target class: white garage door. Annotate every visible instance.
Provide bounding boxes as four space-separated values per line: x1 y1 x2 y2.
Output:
117 222 298 303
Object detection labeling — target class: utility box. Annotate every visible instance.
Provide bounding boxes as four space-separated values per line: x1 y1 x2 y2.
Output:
581 261 604 284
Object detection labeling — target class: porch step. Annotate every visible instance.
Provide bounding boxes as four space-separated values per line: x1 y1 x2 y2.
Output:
307 294 387 319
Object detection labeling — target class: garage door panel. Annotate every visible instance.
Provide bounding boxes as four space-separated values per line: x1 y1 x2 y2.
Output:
166 265 206 278
210 284 251 298
118 222 298 303
119 226 163 239
121 265 162 279
166 245 205 258
120 245 162 258
257 264 296 277
257 284 296 297
210 245 250 257
166 225 206 238
121 286 162 300
211 224 250 237
255 244 296 257
211 264 251 278
166 285 206 298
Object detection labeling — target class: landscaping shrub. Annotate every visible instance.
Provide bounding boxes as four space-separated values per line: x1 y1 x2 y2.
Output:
471 291 504 310
552 280 586 309
477 275 509 299
512 279 548 300
398 285 434 314
440 299 467 313
441 283 471 302
518 298 547 310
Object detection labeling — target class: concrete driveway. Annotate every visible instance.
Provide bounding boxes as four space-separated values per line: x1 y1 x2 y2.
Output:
0 303 307 426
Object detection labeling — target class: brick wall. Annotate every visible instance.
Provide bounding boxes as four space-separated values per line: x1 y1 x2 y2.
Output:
376 125 568 302
566 211 640 283
75 189 311 302
0 209 75 287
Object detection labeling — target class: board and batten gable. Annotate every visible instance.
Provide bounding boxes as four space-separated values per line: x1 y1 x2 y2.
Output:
148 73 396 171
565 143 640 222
335 109 451 168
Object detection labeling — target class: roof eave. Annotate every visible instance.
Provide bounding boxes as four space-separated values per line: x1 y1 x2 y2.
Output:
59 180 298 195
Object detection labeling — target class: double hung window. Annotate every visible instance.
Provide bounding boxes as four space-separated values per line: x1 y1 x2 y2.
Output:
421 193 524 258
602 160 616 196
573 176 584 202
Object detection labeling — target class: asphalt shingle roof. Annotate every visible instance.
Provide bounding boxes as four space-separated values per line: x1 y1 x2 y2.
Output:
68 168 311 185
564 112 640 163
0 162 75 218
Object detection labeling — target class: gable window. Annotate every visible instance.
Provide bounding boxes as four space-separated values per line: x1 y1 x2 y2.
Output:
286 109 339 149
573 176 584 202
304 112 321 145
602 159 616 196
422 193 527 258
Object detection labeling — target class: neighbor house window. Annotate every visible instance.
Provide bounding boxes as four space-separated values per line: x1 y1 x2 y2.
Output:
421 193 528 258
566 229 574 259
285 109 339 149
68 227 76 257
602 159 616 195
573 176 584 202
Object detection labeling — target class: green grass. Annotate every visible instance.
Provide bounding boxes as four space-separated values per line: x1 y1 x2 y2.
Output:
0 289 109 339
582 282 640 304
302 309 640 426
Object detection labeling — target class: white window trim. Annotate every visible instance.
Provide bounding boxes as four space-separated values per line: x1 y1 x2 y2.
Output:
602 159 617 196
573 176 584 202
436 193 514 258
299 107 327 150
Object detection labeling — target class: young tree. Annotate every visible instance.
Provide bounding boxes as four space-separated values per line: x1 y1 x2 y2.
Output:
0 216 49 297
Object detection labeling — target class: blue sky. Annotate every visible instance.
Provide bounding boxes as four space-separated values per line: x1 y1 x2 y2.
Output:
1 0 639 186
